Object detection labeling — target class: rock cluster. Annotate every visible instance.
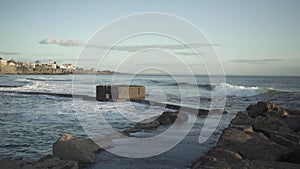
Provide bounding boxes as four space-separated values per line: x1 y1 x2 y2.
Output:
192 101 300 169
0 134 103 169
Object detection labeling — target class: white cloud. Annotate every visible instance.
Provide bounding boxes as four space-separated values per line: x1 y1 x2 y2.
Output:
39 38 83 47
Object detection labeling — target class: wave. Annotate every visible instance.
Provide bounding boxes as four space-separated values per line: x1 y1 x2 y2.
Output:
213 83 280 97
25 77 71 82
166 82 216 90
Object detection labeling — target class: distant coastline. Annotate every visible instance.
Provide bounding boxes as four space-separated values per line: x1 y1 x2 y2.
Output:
0 57 115 75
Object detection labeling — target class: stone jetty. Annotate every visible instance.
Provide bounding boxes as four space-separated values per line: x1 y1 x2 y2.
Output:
192 101 300 169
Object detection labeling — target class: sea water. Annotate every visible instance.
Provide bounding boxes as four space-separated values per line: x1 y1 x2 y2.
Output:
0 74 299 167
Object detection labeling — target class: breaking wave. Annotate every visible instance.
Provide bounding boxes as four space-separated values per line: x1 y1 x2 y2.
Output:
213 83 277 97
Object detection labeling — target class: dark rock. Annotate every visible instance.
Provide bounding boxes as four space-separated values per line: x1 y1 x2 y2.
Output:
122 128 142 134
270 133 299 148
231 111 254 126
208 148 250 169
246 101 288 118
282 150 300 164
0 158 27 169
156 111 188 125
193 102 300 169
230 124 253 133
22 157 78 169
191 156 231 169
197 109 227 116
284 115 300 132
135 119 160 129
237 138 291 161
250 160 300 169
197 109 209 116
286 109 300 115
217 127 253 149
135 111 188 130
53 134 100 167
252 115 293 137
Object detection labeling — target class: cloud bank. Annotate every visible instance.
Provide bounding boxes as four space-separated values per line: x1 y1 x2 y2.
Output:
39 38 83 47
229 59 285 64
0 51 22 55
39 38 218 52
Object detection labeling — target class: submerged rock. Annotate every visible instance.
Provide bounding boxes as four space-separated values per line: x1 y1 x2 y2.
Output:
22 156 78 169
134 111 188 131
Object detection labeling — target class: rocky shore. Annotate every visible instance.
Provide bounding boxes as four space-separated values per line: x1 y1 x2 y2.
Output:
1 102 299 169
192 101 300 169
0 110 193 169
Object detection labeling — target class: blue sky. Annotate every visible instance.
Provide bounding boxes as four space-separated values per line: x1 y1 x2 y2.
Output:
0 0 299 76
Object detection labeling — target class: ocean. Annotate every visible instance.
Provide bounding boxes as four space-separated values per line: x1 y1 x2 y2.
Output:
0 74 300 168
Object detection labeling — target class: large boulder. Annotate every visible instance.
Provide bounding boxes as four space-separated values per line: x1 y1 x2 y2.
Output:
231 111 254 126
217 127 253 149
252 115 293 137
52 134 101 167
284 115 300 132
207 148 250 169
246 101 288 118
237 138 291 161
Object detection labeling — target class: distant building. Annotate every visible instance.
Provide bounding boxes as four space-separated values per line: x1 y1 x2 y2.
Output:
35 60 41 66
7 60 18 67
96 85 145 101
30 62 36 69
52 62 57 69
0 58 7 66
48 60 54 65
61 64 73 70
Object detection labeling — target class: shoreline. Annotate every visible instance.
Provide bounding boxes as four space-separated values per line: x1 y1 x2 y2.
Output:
0 101 299 169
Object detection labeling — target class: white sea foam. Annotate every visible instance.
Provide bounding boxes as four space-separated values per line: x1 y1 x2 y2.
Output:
214 83 266 97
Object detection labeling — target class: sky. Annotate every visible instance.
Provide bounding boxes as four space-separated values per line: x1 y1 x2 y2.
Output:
0 0 299 76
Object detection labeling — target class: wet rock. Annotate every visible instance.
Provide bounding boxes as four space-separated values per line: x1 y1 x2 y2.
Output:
253 115 293 137
134 111 188 130
22 156 78 169
246 101 288 118
217 127 253 149
281 150 300 164
197 109 227 116
237 138 291 161
53 134 100 167
250 160 300 169
231 111 254 125
207 148 249 169
270 133 299 148
0 158 27 169
284 115 300 132
230 124 253 132
192 156 231 169
192 102 300 169
135 119 160 129
156 111 188 125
